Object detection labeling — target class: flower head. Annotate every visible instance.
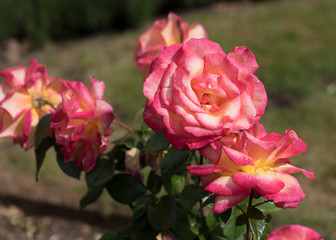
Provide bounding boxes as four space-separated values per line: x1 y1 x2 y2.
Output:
187 123 314 213
268 225 324 240
143 38 267 150
0 59 66 150
50 77 114 172
135 12 207 77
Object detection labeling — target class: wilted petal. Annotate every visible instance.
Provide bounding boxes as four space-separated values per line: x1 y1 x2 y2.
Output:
125 148 143 180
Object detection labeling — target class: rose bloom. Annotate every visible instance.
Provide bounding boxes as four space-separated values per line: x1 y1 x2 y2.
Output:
135 12 207 77
187 123 314 213
0 59 66 150
50 77 114 172
143 38 267 150
268 225 324 240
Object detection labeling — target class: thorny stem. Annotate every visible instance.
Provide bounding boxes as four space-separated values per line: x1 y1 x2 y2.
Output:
236 205 247 215
113 120 141 142
246 191 254 240
253 200 270 208
199 155 204 165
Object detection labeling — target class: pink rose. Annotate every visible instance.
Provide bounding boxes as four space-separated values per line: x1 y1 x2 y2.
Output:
50 77 114 172
187 123 314 213
143 38 267 150
135 12 207 77
268 225 324 240
0 59 66 150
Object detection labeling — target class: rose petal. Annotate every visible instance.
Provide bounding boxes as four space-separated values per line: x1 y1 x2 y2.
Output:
212 192 250 213
227 46 259 73
260 172 306 208
268 225 324 240
232 172 285 194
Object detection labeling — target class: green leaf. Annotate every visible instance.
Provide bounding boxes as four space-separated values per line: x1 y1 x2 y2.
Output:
160 147 190 195
180 184 203 210
220 208 232 223
265 214 272 223
146 195 177 230
80 186 104 209
55 145 81 179
99 230 121 240
200 194 215 210
261 223 271 240
34 114 51 147
106 173 146 204
85 157 114 189
113 147 126 171
127 222 159 240
236 214 248 226
35 137 53 181
160 147 191 177
164 174 183 196
205 212 217 232
247 205 265 220
34 114 53 181
173 209 198 240
132 195 156 221
254 199 279 213
224 206 245 240
144 131 170 151
174 221 198 240
250 218 266 240
146 170 162 194
223 206 237 240
211 225 227 240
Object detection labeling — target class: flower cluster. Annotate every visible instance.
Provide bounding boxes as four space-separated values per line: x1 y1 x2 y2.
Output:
0 60 114 171
141 13 314 213
0 12 323 239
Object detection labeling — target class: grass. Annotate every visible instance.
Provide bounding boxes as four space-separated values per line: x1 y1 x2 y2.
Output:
0 0 335 238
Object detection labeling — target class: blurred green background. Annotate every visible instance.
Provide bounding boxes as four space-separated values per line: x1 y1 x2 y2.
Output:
0 0 335 238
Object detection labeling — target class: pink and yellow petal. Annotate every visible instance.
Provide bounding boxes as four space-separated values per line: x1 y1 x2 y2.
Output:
260 172 306 208
227 46 259 73
232 172 285 194
203 174 248 196
212 192 250 213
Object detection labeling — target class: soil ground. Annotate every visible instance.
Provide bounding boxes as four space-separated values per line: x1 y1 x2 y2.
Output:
0 140 130 240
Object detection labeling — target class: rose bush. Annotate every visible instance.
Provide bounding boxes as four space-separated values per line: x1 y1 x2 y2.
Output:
0 59 66 150
143 38 267 150
268 225 324 240
0 12 326 240
50 77 114 172
135 12 207 77
187 123 314 213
